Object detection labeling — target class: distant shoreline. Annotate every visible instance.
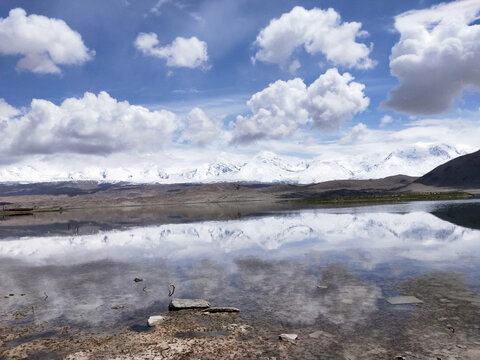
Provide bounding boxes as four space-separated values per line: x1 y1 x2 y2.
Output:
0 176 477 217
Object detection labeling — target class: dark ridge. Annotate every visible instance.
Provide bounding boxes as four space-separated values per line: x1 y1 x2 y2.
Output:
431 202 480 230
415 149 480 188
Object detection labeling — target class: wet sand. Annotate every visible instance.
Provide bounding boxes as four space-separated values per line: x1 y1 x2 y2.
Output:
2 271 480 359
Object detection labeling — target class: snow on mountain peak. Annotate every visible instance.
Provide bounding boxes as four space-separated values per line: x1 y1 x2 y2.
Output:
0 143 469 184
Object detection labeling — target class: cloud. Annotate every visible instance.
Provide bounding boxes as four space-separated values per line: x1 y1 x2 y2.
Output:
150 0 171 15
0 98 21 122
134 33 209 69
181 107 221 146
339 122 368 144
380 115 393 127
383 0 480 115
232 68 369 143
0 92 178 162
253 6 375 71
0 8 94 74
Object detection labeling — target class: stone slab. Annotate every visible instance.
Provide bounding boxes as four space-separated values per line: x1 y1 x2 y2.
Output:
168 298 210 311
386 296 423 305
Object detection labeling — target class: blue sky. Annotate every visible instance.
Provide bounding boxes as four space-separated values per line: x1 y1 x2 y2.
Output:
0 0 479 180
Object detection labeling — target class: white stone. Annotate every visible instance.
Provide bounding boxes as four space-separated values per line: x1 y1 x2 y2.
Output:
169 298 210 310
279 333 298 342
147 315 165 326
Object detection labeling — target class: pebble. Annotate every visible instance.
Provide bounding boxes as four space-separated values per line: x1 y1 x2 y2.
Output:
147 315 166 327
279 333 298 342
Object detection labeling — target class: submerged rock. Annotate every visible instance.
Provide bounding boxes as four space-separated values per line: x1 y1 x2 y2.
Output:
168 298 210 311
386 296 423 305
203 306 240 313
279 333 298 342
308 330 334 339
147 315 165 327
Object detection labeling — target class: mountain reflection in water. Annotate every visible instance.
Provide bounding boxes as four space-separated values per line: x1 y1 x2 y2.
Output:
0 200 479 332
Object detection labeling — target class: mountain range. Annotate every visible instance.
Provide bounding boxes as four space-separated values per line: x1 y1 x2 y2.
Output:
0 143 466 184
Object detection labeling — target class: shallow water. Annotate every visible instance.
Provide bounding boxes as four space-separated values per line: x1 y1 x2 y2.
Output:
1 200 480 356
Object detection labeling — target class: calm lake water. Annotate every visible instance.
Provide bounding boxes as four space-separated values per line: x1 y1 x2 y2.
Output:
1 199 480 356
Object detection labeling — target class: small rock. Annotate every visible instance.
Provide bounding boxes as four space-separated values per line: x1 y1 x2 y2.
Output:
134 278 143 282
279 333 298 342
169 298 210 311
147 315 165 327
111 305 124 310
203 306 240 313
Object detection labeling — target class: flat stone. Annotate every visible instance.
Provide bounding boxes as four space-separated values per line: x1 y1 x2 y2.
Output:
147 315 165 327
279 333 298 342
168 298 210 311
386 296 423 305
203 306 240 313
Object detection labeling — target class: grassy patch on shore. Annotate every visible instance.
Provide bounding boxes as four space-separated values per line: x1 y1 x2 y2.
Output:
297 191 474 205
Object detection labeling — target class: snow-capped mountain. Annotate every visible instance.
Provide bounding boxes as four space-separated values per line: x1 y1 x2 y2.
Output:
0 143 468 184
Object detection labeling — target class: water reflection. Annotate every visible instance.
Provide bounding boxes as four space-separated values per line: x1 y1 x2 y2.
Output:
0 201 479 333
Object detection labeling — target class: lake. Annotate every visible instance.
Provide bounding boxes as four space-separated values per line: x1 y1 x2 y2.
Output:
1 199 480 358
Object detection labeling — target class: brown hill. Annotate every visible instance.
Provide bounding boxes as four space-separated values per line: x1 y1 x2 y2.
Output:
415 149 480 188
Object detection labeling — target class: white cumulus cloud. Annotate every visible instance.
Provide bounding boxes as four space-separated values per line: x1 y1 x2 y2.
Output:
0 8 94 74
253 6 375 71
135 33 209 69
0 92 178 163
232 68 369 143
383 0 480 115
0 98 21 122
380 115 393 127
181 107 221 146
339 122 368 144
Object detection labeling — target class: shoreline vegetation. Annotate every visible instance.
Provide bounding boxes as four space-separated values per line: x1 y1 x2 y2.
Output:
296 191 474 205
